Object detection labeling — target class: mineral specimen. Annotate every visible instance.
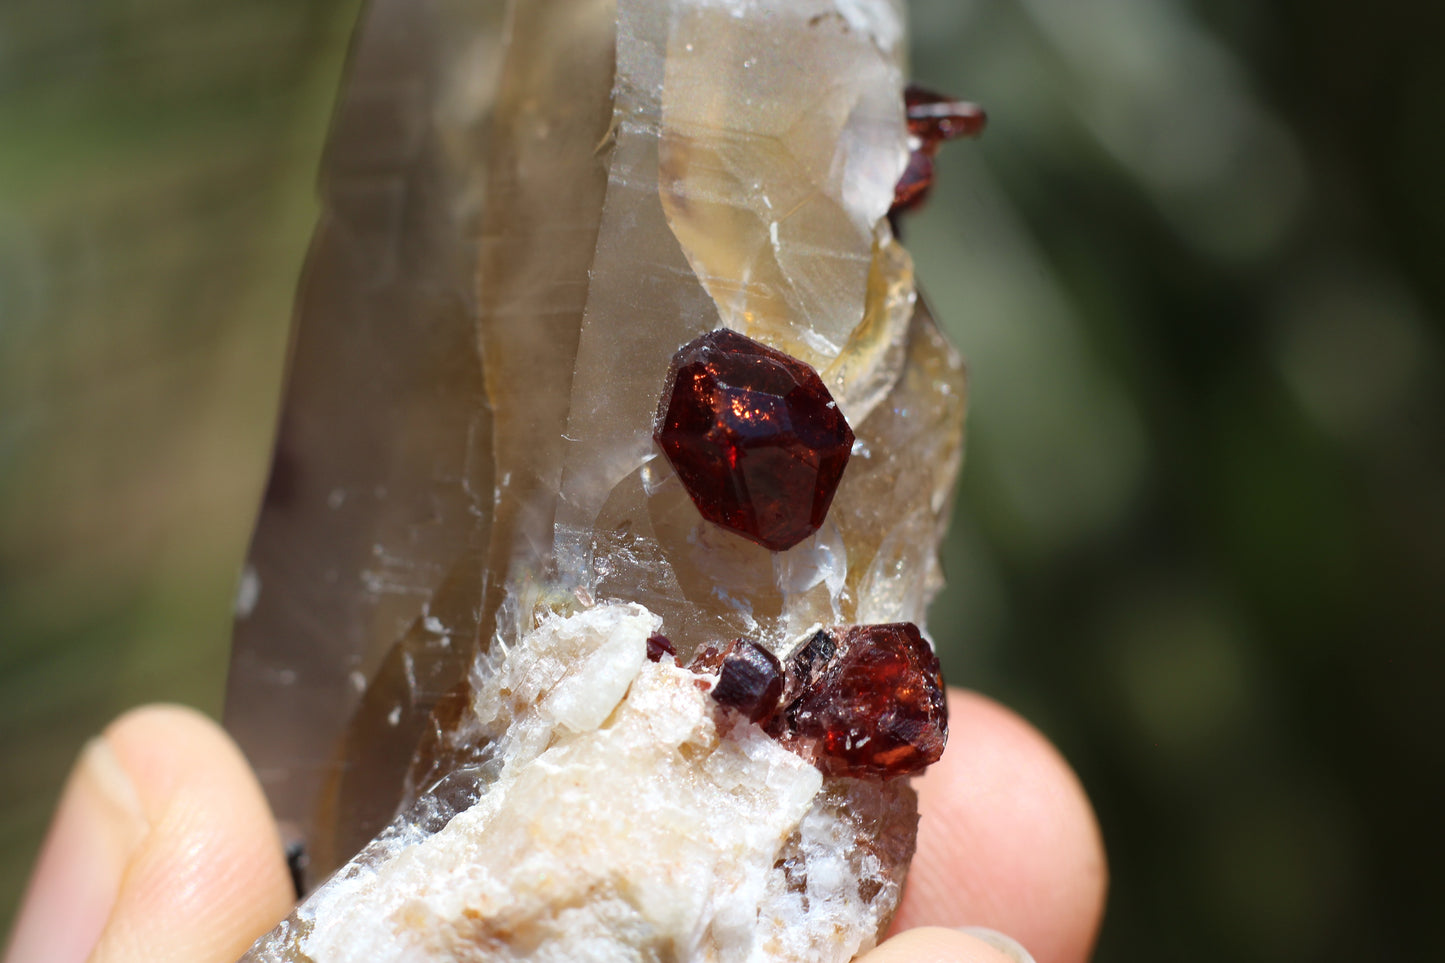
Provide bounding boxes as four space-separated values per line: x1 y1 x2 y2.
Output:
248 605 920 963
654 329 855 552
231 0 973 959
699 624 947 779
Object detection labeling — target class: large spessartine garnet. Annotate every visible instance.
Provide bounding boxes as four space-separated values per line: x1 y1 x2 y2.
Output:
654 329 854 552
771 623 947 779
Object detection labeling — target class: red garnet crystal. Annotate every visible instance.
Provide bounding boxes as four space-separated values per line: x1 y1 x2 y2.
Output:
646 633 678 663
654 329 854 552
709 639 785 723
905 85 989 142
892 85 988 217
770 623 947 779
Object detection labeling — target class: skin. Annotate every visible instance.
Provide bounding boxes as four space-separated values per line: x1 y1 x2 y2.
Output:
3 690 1106 963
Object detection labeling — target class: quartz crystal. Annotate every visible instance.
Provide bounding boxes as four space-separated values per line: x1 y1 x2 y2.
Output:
224 0 507 873
232 0 971 960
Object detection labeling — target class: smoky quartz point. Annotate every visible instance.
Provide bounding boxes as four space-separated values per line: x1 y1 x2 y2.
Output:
232 0 975 960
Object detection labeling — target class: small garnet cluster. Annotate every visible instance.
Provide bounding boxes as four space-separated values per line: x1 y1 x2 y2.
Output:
683 624 948 780
891 85 988 218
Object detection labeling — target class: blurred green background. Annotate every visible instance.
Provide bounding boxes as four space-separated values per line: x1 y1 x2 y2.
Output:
3 0 1443 960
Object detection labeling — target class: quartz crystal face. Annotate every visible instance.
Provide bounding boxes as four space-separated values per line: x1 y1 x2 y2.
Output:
232 0 978 960
654 329 854 552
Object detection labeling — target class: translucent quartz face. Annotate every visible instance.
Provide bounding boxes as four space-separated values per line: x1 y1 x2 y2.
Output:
232 0 969 959
657 0 907 372
551 0 959 668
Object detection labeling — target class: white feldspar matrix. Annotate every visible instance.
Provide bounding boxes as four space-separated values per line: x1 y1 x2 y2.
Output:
233 0 970 959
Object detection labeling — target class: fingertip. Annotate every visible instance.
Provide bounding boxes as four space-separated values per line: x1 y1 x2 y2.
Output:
3 737 147 963
87 704 294 963
892 690 1107 963
860 926 1030 963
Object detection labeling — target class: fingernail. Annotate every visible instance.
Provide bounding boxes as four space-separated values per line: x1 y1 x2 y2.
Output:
2 738 148 963
958 926 1037 963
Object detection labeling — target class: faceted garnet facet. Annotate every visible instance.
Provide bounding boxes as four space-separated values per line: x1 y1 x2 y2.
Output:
709 639 785 723
654 329 854 551
770 623 947 779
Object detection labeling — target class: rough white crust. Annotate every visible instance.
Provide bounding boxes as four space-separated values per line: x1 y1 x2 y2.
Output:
245 603 915 962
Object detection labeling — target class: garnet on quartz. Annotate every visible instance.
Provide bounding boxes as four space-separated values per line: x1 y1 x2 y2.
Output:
708 638 785 723
770 623 947 779
891 85 988 217
646 632 678 663
654 329 854 552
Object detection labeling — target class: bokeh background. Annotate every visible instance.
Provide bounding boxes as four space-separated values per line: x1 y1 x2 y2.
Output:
3 0 1443 959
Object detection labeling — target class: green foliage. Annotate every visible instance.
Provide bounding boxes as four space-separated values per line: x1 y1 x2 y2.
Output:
912 1 1445 959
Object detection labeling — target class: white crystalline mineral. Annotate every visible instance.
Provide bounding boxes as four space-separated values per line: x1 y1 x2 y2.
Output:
247 605 915 962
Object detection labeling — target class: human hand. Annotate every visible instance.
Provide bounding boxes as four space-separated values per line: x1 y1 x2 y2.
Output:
4 693 1104 963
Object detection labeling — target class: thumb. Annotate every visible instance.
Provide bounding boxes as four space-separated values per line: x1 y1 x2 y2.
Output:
858 926 1036 963
4 705 294 963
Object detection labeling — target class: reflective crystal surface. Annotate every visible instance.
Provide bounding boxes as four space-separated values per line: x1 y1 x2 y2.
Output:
656 2 906 370
224 0 507 875
891 85 987 216
768 623 948 779
707 638 786 723
655 329 854 552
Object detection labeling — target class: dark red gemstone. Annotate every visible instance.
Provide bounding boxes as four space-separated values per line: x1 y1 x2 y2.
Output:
646 633 678 662
905 86 988 144
771 623 947 779
892 85 987 218
688 645 725 673
654 329 854 552
891 149 936 215
709 639 785 723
